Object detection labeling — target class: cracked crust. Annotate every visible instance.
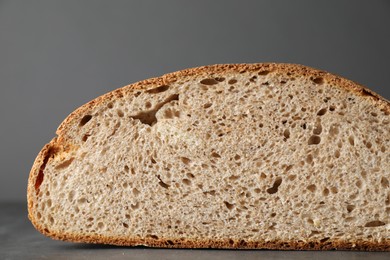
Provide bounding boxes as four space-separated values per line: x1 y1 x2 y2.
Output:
27 63 390 250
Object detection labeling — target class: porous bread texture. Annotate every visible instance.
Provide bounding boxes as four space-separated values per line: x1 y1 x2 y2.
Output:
28 64 390 250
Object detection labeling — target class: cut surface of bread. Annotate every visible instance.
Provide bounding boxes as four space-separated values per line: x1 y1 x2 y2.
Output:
27 63 390 250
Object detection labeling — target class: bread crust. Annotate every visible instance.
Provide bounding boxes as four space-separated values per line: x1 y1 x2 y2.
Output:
27 63 390 250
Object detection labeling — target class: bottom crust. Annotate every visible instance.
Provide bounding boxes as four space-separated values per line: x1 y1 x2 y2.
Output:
31 225 390 251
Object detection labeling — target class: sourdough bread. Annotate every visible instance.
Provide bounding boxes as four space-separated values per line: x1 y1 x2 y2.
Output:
27 63 390 250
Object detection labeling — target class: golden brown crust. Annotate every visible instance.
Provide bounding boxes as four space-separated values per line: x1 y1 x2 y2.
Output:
29 228 390 251
27 138 56 231
28 63 390 250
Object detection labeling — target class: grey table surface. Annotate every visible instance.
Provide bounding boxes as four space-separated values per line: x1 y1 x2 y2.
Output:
1 202 388 260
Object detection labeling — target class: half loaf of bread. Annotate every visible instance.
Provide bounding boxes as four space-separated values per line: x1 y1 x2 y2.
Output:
28 63 389 250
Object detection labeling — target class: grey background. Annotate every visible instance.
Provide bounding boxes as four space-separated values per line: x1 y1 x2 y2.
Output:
1 0 389 202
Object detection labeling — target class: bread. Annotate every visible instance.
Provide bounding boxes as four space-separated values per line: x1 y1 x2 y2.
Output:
27 63 389 250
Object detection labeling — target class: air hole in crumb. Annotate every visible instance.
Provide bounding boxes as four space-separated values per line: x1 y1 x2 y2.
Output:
229 175 240 180
131 94 179 126
266 178 282 194
312 77 324 85
107 102 113 109
317 108 327 116
145 102 152 109
122 223 129 228
211 152 221 158
320 237 330 243
348 136 355 146
182 179 191 185
364 221 385 227
203 103 212 108
240 240 247 246
117 109 124 117
381 177 389 188
258 70 270 75
234 154 241 160
283 129 290 139
200 78 219 85
329 106 336 111
224 201 235 210
146 85 170 94
288 175 296 181
157 175 169 189
307 184 316 192
180 157 191 165
361 89 374 97
163 109 174 119
131 202 139 210
355 180 362 188
79 115 92 126
132 188 140 196
334 150 340 158
82 134 90 142
323 188 329 196
330 187 338 194
308 135 321 145
228 79 237 84
347 205 355 213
